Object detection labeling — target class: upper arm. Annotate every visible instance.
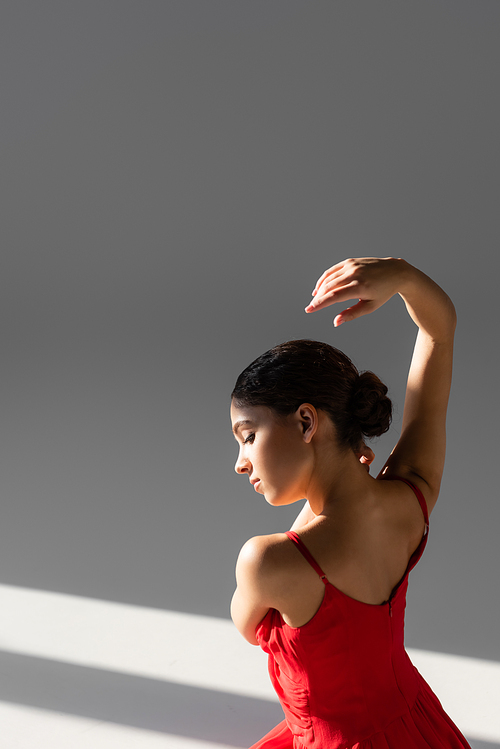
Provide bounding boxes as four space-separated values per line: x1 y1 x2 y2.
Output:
380 325 456 514
230 535 279 645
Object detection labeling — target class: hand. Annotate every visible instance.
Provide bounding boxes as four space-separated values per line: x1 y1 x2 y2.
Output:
305 257 405 327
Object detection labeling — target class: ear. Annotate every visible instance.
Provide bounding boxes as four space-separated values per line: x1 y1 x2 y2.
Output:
295 404 318 444
356 442 375 472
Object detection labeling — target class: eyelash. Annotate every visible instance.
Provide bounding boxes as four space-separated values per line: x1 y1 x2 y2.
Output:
243 433 255 445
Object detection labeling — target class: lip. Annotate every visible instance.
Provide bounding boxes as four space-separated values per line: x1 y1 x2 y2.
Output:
250 479 261 490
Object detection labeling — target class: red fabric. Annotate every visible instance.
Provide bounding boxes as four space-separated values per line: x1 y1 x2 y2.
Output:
250 478 471 749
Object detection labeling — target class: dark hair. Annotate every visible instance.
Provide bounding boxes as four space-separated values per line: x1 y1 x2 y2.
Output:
231 339 392 451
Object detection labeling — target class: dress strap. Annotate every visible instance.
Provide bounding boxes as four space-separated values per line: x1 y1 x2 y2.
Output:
382 475 429 533
285 531 328 584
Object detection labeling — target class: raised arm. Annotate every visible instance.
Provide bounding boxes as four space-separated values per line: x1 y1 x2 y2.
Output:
306 257 456 513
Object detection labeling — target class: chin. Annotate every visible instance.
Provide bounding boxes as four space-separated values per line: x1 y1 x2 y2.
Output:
265 492 301 508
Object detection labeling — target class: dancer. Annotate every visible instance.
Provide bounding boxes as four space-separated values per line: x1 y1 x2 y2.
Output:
230 257 470 748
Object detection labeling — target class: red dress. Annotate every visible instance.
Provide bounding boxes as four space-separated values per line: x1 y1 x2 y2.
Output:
251 477 471 749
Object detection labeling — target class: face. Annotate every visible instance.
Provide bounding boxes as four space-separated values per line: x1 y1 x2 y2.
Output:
231 402 315 506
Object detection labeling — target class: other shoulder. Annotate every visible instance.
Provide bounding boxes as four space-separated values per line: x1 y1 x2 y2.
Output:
377 471 430 515
375 473 429 546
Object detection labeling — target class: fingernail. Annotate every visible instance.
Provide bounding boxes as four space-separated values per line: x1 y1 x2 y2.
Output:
305 304 314 313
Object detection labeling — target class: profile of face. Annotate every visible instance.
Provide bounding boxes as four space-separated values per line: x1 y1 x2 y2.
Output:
231 402 316 506
231 401 376 506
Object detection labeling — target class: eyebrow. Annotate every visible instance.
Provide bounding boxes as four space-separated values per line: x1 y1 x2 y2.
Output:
232 419 254 435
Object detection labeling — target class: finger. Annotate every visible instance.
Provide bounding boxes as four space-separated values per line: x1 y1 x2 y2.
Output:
313 263 342 291
314 268 350 297
313 266 348 296
313 256 366 294
334 299 378 327
305 280 361 313
312 261 346 295
316 272 358 300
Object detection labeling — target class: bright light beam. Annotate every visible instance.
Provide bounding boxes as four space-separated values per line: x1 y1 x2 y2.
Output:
0 584 498 743
0 584 273 700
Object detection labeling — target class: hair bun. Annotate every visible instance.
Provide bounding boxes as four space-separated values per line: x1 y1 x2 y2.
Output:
350 371 392 438
232 339 392 451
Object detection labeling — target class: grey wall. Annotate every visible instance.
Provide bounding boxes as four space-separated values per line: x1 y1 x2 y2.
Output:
1 0 499 663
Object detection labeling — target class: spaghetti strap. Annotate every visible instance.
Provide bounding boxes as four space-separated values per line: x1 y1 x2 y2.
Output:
382 475 429 532
285 531 328 583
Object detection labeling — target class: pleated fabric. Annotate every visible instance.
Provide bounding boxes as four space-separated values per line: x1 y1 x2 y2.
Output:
249 478 471 749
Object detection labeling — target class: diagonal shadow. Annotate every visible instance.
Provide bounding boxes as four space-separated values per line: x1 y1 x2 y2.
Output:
0 650 497 749
0 650 283 747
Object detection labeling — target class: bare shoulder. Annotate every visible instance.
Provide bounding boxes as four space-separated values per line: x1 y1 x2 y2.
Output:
235 532 302 605
236 533 294 581
231 532 299 643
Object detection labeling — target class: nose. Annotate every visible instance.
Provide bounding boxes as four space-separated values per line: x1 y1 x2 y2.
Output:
234 450 251 475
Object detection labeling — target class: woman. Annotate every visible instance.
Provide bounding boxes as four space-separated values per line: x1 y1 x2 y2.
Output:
230 258 470 748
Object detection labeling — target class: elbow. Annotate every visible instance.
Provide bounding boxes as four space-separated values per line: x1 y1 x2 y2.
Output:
242 629 260 646
230 589 262 646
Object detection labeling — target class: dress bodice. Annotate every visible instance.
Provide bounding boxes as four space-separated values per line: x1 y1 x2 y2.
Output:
253 478 470 749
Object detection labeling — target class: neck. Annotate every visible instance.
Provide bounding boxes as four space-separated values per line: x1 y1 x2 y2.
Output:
305 446 373 516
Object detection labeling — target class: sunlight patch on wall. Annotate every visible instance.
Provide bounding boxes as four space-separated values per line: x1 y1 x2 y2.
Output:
0 584 498 743
0 584 273 700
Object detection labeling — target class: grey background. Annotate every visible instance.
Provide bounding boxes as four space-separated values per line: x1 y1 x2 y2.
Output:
1 1 499 745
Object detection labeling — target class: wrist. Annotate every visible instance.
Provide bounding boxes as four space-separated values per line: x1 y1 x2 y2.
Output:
394 258 419 296
397 262 456 341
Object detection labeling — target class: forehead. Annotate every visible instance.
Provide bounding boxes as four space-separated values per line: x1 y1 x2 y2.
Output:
230 402 272 429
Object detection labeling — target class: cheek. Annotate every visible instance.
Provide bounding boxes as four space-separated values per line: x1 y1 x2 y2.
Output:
269 443 308 493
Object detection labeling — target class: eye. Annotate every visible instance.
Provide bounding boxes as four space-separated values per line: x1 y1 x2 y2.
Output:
243 433 255 445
